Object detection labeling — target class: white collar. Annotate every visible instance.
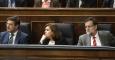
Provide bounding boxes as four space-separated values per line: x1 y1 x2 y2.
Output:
91 31 98 37
9 30 18 36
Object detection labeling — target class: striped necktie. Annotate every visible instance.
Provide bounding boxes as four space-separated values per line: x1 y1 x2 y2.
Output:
8 33 14 44
93 36 97 47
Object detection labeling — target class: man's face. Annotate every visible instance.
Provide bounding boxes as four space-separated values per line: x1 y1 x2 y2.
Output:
85 21 97 35
6 20 17 33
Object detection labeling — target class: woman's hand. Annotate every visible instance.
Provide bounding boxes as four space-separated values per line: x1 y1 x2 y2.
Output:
40 35 47 44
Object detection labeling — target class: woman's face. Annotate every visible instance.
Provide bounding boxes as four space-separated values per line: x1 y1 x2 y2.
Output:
44 26 54 39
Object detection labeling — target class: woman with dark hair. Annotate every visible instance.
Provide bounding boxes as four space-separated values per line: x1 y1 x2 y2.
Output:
39 23 67 45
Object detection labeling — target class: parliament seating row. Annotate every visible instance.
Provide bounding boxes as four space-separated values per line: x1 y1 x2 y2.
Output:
0 21 115 44
0 8 115 44
0 8 115 60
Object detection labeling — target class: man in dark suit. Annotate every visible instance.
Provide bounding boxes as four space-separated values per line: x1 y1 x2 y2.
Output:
81 0 114 8
80 0 97 8
66 0 79 8
0 0 34 7
102 0 114 8
0 16 28 44
26 0 34 7
77 17 115 47
59 0 79 8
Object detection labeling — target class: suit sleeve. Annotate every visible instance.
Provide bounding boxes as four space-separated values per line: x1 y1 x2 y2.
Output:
108 32 115 47
23 35 29 44
109 0 114 7
77 35 83 46
26 0 34 7
20 33 29 44
52 0 60 8
34 0 42 7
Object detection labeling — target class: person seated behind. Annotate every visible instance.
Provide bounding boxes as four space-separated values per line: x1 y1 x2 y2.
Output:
80 0 114 8
0 0 34 7
34 0 60 8
59 0 79 8
0 16 28 44
34 0 79 8
39 23 68 45
77 17 115 47
80 0 97 8
103 0 114 8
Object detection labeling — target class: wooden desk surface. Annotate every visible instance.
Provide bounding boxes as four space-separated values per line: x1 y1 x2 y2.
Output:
0 45 115 60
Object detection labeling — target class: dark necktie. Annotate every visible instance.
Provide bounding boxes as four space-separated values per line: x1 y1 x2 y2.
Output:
8 33 14 44
93 36 97 47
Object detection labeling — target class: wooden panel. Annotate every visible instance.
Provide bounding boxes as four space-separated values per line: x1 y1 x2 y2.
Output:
0 21 6 32
0 8 115 16
1 16 115 22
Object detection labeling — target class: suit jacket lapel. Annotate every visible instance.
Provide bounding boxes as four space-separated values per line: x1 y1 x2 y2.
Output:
3 32 9 44
86 34 91 46
98 31 107 46
15 31 21 44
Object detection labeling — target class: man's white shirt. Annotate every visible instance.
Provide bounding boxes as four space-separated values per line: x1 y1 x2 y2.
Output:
9 31 18 44
91 32 102 46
